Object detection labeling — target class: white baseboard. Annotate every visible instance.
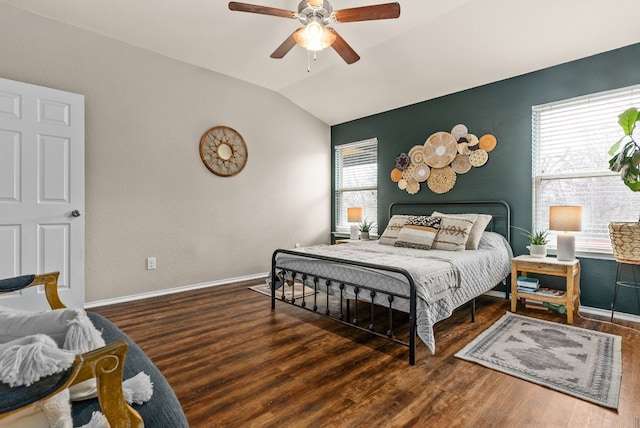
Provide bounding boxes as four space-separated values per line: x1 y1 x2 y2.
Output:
85 278 640 324
84 272 269 309
483 290 640 323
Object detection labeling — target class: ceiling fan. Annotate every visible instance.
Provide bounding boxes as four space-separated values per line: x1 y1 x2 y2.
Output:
228 1 401 65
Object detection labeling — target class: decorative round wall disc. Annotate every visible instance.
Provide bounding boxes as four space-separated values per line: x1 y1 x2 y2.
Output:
395 153 410 170
390 168 403 182
469 149 489 167
479 134 497 152
427 166 456 194
409 145 426 164
451 124 468 141
406 179 420 194
452 154 472 174
465 133 479 147
413 164 430 182
402 165 416 181
199 126 248 177
457 142 470 155
424 132 457 168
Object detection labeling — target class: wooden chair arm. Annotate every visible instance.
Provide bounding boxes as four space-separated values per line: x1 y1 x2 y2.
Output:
0 271 68 309
73 340 144 428
0 340 143 427
31 271 66 310
0 273 144 427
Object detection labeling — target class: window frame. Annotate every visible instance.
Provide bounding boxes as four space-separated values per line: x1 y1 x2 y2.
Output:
532 84 640 256
334 138 378 235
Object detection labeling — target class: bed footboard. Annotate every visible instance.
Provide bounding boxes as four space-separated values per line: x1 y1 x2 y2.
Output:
271 249 418 365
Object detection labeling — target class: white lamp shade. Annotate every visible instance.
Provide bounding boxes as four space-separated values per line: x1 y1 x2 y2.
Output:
550 206 581 261
347 207 363 223
549 206 582 232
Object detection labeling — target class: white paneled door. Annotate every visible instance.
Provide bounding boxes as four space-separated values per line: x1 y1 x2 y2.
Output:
0 78 84 310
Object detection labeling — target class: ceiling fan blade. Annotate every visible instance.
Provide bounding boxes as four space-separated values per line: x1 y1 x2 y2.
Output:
270 30 299 59
334 2 401 23
228 2 296 19
328 29 360 64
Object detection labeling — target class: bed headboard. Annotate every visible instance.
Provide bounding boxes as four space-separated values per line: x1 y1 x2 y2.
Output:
388 200 511 243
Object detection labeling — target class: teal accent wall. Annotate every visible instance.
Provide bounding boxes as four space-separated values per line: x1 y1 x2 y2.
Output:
331 43 640 316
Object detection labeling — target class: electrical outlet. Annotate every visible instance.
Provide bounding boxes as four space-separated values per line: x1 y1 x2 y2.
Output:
147 257 156 270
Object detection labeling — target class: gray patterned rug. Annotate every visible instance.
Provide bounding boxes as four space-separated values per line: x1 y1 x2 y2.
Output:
455 312 622 408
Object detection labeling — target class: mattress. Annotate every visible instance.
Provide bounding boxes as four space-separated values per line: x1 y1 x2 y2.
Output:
274 231 513 353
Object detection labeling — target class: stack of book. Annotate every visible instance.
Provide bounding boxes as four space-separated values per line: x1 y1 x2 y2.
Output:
535 287 566 297
525 299 548 311
516 276 539 293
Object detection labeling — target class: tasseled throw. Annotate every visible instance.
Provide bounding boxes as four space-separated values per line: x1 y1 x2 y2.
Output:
63 310 105 354
0 334 75 387
40 389 73 428
122 372 153 405
78 411 110 428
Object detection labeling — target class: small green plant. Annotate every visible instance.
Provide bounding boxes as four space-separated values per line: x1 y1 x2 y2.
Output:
512 226 549 245
608 107 640 191
358 218 376 233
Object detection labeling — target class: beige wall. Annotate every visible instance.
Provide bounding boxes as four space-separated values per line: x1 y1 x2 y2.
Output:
0 5 331 303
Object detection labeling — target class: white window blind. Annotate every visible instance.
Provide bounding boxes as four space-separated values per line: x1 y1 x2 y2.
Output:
533 84 640 254
335 138 378 233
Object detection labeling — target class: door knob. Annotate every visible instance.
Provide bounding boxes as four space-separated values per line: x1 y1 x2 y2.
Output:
71 210 82 217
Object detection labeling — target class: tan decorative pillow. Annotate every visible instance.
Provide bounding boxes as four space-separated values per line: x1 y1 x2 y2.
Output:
432 211 492 250
432 216 475 251
394 216 441 250
378 215 410 246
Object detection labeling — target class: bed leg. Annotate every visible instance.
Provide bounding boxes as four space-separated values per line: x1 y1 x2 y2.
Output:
504 276 510 299
346 299 351 322
470 298 476 323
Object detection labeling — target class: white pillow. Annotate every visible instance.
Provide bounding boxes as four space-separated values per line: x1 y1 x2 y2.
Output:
432 216 476 251
378 215 410 246
0 306 105 353
394 216 441 250
432 211 492 250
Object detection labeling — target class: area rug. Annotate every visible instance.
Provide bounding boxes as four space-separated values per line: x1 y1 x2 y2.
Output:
250 282 316 302
455 312 622 408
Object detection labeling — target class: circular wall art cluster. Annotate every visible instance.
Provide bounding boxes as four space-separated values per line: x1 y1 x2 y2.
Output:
390 124 497 194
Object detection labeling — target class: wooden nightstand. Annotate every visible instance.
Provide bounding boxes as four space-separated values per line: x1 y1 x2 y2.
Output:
510 255 581 324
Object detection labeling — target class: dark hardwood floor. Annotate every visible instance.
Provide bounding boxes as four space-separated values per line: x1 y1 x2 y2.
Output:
92 281 640 427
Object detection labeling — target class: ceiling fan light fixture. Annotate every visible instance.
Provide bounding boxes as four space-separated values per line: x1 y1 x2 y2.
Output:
293 19 336 51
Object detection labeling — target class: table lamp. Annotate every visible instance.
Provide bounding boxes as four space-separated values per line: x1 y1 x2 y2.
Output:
549 206 582 261
347 207 363 240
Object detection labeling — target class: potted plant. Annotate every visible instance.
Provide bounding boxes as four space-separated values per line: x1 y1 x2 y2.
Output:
358 218 376 240
608 107 640 262
513 227 549 258
608 107 640 191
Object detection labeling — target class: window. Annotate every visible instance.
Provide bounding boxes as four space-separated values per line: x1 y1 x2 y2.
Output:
533 84 640 254
335 138 378 234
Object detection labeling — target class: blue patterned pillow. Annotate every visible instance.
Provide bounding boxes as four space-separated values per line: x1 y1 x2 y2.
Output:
394 216 441 250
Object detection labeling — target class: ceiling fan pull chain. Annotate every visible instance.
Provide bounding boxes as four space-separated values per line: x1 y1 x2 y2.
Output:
307 49 311 72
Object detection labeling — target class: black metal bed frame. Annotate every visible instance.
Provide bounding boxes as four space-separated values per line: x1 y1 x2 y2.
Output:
270 200 511 365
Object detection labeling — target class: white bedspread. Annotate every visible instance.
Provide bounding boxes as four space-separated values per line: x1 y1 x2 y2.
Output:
275 231 513 354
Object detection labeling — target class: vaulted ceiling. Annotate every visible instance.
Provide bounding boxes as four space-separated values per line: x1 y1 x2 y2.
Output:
2 0 639 125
